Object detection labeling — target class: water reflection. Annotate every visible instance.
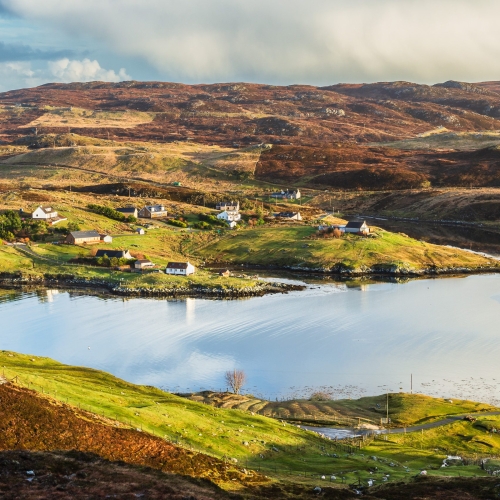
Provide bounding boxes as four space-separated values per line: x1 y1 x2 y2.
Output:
0 274 499 404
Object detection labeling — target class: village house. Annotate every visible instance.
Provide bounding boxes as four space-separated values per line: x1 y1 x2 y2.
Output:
345 220 370 235
32 206 58 220
134 259 155 270
165 261 196 276
217 210 241 227
65 230 101 245
135 228 145 235
216 200 239 211
116 206 138 218
30 206 67 225
95 249 133 259
138 204 168 218
276 211 302 221
270 189 301 200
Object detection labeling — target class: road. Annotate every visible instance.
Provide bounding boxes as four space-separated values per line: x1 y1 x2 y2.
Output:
305 411 500 440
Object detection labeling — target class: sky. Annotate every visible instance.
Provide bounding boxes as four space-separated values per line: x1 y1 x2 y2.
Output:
0 0 499 92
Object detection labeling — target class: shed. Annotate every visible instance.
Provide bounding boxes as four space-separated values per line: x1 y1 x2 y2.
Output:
116 207 138 218
134 259 155 269
100 234 113 243
136 228 145 235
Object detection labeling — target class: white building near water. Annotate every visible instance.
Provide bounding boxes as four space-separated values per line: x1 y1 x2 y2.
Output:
165 261 196 276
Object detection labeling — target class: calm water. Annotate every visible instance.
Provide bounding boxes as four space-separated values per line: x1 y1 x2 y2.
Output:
1 274 500 403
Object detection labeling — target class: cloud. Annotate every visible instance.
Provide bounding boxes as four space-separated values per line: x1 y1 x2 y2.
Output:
0 58 130 91
0 41 73 62
1 0 500 84
48 58 130 83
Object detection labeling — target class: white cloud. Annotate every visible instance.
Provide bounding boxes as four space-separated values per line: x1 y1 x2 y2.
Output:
1 0 500 84
0 58 130 91
48 58 130 83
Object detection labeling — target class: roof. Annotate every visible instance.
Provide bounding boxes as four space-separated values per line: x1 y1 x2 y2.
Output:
166 262 190 269
136 259 153 264
95 249 130 259
345 220 367 229
116 207 137 214
143 204 166 212
36 206 55 214
69 230 100 239
277 212 299 218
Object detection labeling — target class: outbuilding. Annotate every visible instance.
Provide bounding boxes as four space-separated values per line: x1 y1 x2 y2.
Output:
276 211 302 221
116 206 138 218
134 259 155 269
136 228 145 235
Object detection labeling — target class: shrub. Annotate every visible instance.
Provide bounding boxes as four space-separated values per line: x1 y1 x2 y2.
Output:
87 204 135 223
168 219 188 228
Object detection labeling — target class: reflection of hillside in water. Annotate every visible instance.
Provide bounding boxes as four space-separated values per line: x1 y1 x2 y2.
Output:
373 220 500 257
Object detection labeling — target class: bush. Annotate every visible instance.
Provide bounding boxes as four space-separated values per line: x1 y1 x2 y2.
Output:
198 213 226 227
168 219 188 228
192 221 212 230
87 204 135 223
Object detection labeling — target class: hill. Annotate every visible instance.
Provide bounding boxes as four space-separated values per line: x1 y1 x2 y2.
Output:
1 80 500 195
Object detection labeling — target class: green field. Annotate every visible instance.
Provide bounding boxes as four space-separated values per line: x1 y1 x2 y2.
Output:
197 226 498 272
1 351 498 487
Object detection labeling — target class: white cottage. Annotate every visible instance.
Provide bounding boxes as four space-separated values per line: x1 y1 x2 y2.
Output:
166 261 196 276
32 206 58 220
217 210 241 225
345 220 370 234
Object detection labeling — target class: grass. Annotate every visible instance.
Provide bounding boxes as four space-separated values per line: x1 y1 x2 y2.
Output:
186 392 498 428
21 107 156 129
197 226 498 271
1 351 493 486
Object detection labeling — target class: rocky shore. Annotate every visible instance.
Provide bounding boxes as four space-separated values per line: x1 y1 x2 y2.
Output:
0 272 305 298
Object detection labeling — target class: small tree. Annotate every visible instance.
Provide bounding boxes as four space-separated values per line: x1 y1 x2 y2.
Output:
225 369 246 395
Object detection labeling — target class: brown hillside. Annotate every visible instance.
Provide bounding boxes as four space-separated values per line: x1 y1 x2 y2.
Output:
0 383 261 488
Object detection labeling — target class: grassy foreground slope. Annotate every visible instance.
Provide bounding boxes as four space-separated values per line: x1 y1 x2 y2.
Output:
198 226 498 272
2 351 499 489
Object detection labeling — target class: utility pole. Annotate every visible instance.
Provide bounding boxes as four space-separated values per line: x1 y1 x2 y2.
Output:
387 391 389 422
411 374 413 394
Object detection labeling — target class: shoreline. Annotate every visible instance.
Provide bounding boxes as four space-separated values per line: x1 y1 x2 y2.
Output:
1 263 500 299
0 272 305 299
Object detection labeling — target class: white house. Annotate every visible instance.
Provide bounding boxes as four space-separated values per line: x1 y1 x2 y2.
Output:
136 228 145 235
32 206 58 220
270 189 301 200
345 220 370 234
166 261 196 276
217 210 241 225
216 201 240 211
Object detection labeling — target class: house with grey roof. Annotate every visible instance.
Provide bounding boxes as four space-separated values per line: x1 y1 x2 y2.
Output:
65 230 101 245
